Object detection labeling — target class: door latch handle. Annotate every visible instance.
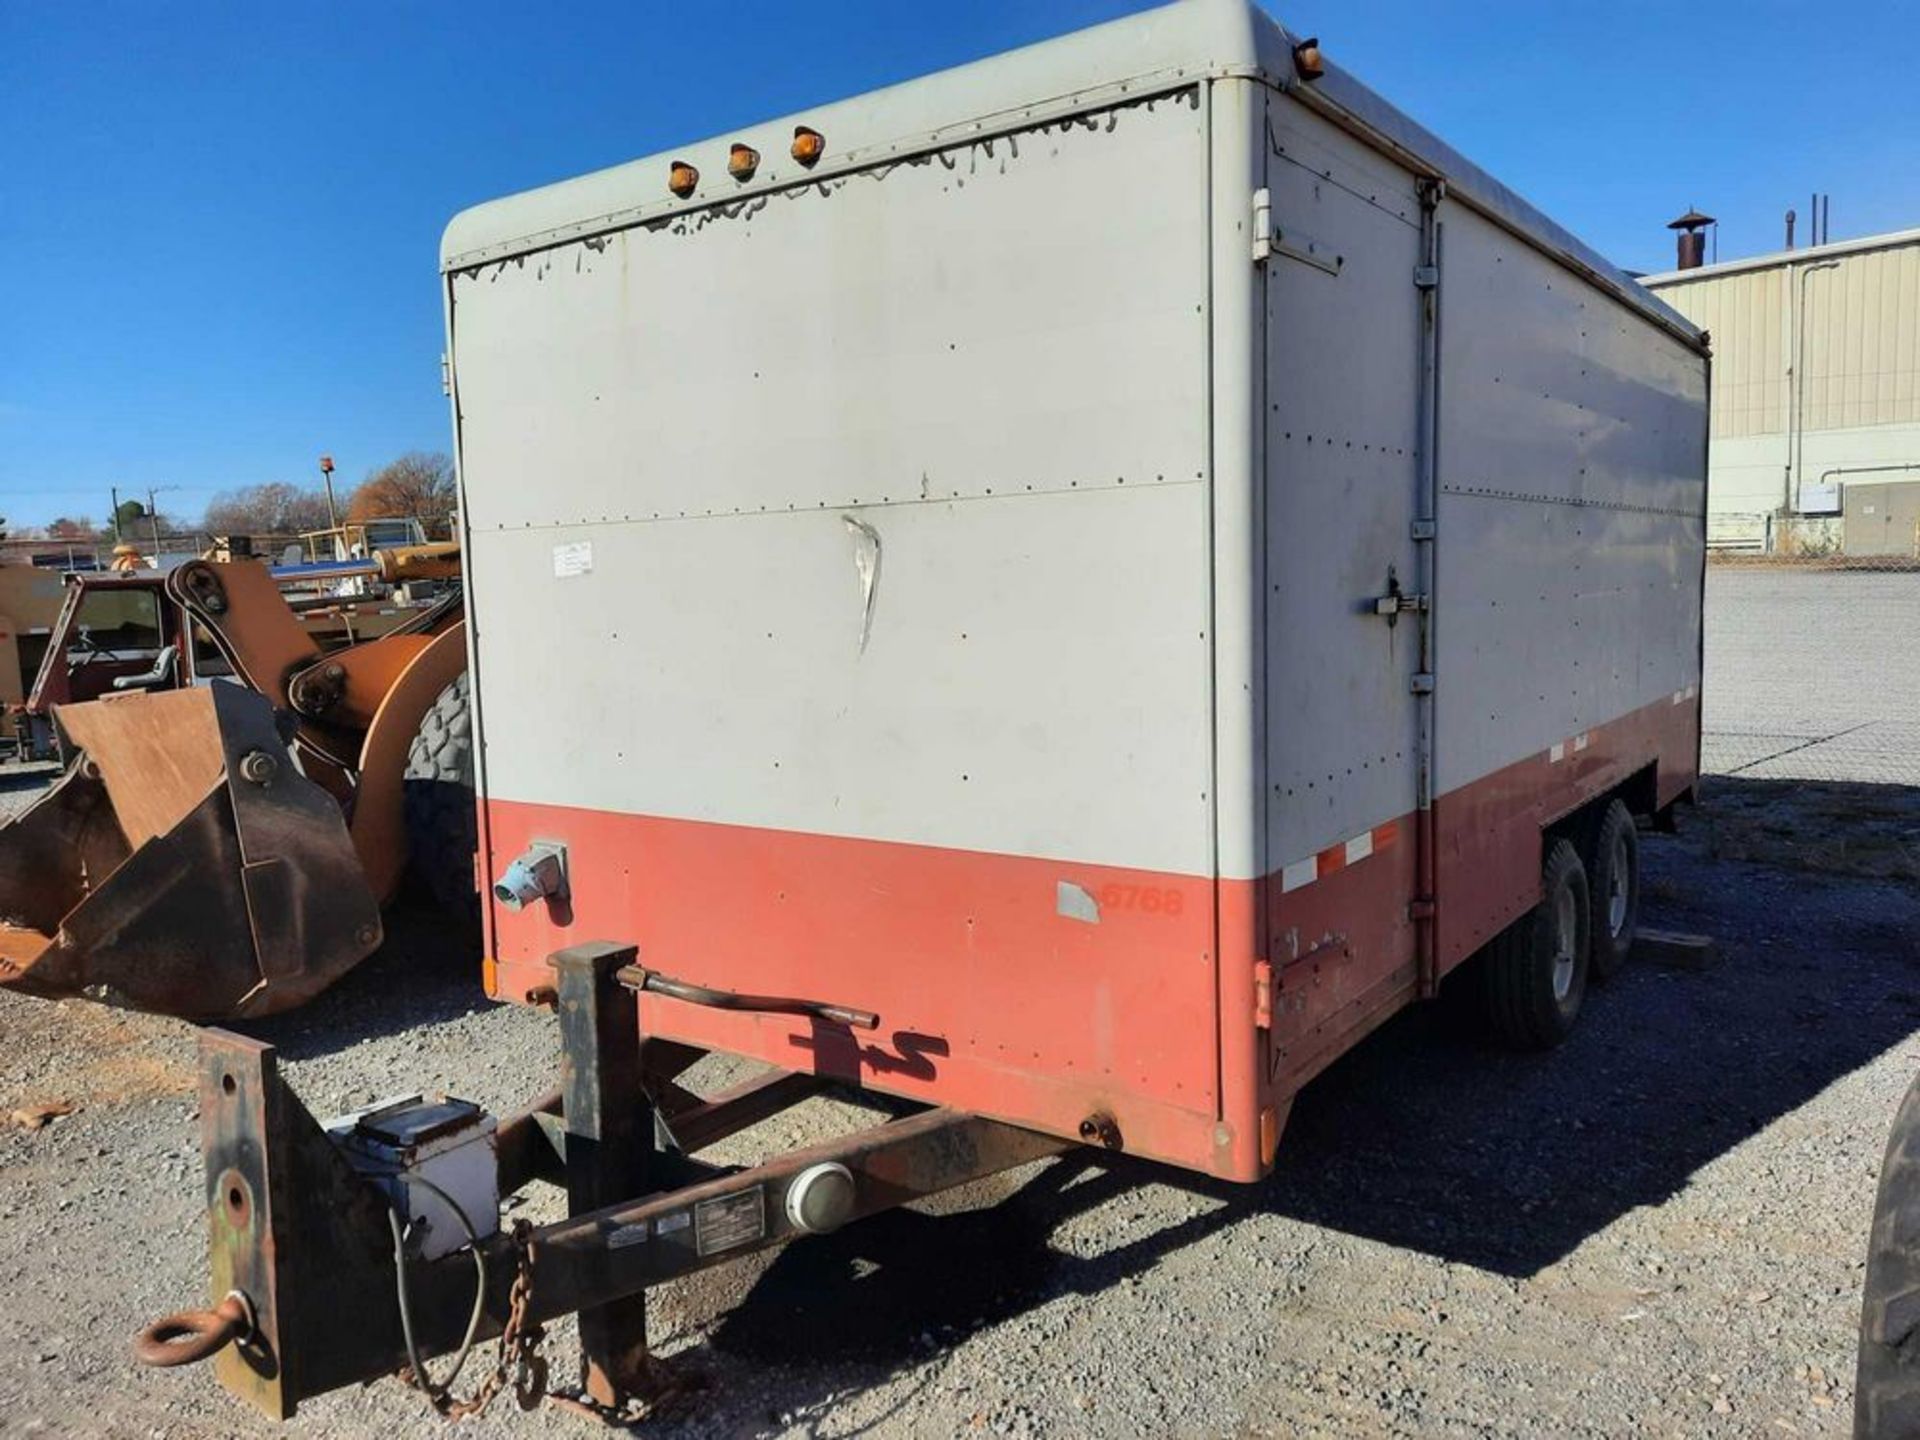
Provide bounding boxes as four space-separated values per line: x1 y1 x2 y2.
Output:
1372 590 1429 617
1370 568 1428 624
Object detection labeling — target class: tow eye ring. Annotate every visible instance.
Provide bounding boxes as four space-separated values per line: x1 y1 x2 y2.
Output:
134 1290 255 1368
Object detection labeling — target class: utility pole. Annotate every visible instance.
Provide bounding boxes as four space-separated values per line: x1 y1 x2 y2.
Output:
146 486 178 559
110 485 123 544
319 454 340 532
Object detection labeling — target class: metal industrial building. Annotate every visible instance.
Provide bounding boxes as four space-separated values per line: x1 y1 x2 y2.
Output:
1641 225 1920 554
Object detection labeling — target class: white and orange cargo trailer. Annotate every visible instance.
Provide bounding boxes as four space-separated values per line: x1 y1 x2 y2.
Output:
444 0 1707 1186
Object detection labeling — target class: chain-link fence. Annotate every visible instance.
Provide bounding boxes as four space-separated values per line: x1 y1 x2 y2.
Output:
1703 535 1920 790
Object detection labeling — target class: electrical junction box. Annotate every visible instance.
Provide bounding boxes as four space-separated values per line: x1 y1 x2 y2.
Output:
326 1095 498 1262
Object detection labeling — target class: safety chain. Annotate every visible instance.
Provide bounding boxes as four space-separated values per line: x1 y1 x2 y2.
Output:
406 1219 548 1421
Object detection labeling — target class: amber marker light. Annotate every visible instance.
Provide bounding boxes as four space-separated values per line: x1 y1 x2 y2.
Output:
791 126 825 167
728 143 760 181
668 161 698 197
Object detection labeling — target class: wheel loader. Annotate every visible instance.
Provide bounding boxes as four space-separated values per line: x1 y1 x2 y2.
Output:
0 545 474 1020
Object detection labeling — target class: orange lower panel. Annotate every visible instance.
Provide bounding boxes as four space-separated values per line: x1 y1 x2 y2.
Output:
485 806 1238 1177
484 691 1698 1186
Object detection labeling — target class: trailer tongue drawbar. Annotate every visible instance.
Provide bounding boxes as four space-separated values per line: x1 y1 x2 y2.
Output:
133 943 1060 1419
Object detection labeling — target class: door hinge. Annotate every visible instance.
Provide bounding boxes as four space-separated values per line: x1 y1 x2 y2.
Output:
1413 264 1439 290
1252 187 1343 275
440 352 452 397
1411 671 1435 694
1253 960 1273 1030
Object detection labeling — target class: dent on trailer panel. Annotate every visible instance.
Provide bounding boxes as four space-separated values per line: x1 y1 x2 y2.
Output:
467 481 1215 874
451 91 1209 536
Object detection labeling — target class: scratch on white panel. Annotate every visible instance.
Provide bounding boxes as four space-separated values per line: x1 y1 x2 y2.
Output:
843 514 882 654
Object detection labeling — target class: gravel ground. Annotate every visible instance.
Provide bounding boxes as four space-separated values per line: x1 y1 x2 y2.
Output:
1 769 1916 1439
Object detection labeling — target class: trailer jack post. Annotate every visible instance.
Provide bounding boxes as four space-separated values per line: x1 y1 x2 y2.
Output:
552 941 654 1410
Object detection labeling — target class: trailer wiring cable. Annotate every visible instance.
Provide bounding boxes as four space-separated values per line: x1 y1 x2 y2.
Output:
386 1170 488 1417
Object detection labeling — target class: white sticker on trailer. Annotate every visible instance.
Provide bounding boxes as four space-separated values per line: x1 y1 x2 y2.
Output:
552 540 593 578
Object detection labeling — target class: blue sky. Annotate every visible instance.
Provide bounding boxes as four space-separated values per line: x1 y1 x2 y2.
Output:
2 0 1915 530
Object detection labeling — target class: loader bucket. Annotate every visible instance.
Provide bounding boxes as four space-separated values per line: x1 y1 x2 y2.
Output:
0 685 383 1020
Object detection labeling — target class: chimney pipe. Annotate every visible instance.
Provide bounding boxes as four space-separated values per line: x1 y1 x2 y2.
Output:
1667 207 1715 270
1786 208 1797 249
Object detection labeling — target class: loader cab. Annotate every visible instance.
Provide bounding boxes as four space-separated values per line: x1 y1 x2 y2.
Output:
21 573 192 754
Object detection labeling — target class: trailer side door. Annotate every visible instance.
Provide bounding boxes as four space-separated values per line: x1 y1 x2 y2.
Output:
1259 96 1425 1089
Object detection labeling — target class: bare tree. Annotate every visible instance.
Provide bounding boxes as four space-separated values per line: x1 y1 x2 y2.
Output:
203 482 340 537
348 452 457 538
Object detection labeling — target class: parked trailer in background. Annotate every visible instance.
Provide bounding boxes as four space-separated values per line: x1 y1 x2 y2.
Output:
137 0 1708 1415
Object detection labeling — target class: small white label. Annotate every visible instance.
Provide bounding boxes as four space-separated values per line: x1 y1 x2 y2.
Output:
552 541 593 578
608 1222 649 1249
655 1211 691 1236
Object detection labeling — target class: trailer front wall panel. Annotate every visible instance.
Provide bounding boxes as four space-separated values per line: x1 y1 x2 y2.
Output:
455 90 1234 1170
445 0 1707 1183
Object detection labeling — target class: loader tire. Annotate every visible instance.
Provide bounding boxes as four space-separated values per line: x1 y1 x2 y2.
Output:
1584 799 1640 981
1482 838 1590 1050
1856 1069 1920 1437
403 671 479 918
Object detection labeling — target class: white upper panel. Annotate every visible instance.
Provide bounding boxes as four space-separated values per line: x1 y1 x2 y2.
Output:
455 93 1216 874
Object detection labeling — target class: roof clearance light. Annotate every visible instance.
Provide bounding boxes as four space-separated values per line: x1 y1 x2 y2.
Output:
1292 37 1325 81
728 143 760 181
791 126 825 167
668 161 698 198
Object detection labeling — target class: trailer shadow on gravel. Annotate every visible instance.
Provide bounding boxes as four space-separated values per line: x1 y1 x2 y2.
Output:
682 780 1920 1394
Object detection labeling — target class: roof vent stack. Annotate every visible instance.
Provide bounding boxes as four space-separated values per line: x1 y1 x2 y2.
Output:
1667 208 1715 270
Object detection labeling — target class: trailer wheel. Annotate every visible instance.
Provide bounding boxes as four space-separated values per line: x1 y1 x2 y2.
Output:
1483 838 1590 1049
403 671 478 918
1856 1069 1920 1437
1584 799 1640 980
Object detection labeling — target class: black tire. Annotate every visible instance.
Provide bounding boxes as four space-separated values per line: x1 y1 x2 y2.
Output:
1483 838 1591 1050
403 671 479 918
1584 799 1641 981
1857 1069 1920 1437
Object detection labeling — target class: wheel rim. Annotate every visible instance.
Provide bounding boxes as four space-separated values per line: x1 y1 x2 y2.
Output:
1552 885 1579 1002
1607 831 1631 938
